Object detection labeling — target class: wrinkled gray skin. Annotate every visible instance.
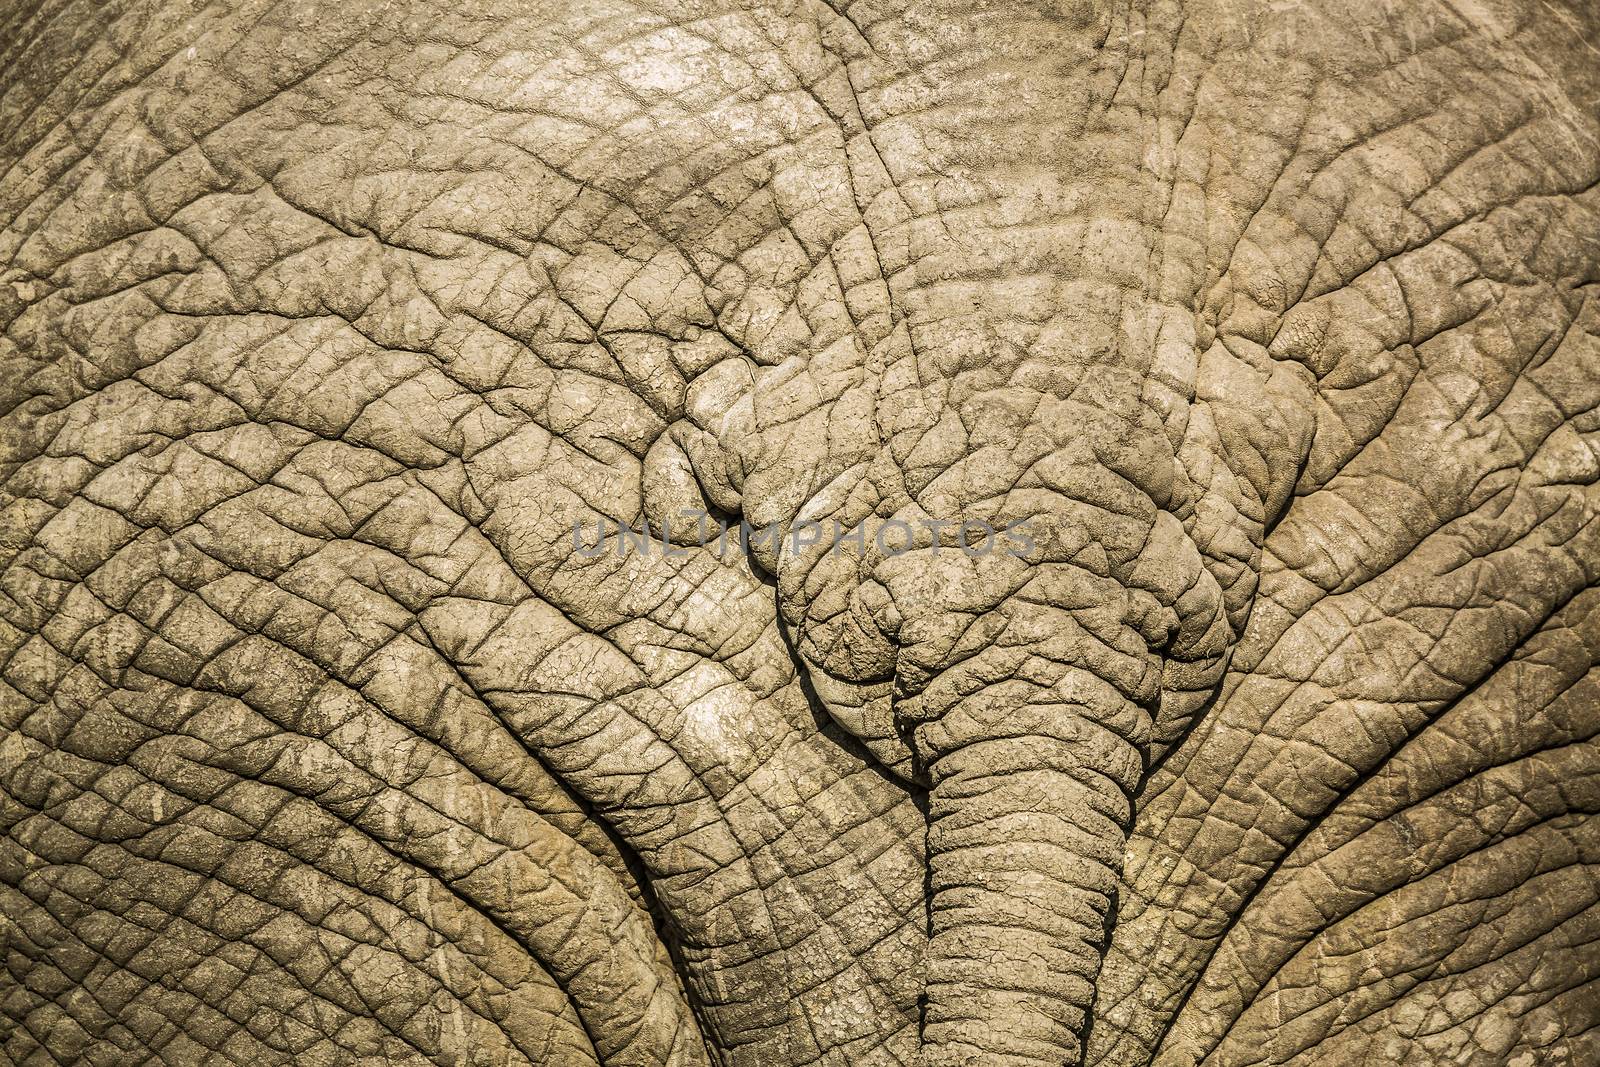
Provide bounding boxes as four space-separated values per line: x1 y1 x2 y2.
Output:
3 0 1599 1064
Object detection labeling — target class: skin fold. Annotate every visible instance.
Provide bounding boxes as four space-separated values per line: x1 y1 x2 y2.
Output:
1 0 1597 1064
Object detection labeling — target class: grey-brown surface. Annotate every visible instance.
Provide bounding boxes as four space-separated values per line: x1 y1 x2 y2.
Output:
2 0 1597 1064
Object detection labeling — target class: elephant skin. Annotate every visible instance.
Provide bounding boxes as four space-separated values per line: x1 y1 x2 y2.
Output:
2 0 1598 1065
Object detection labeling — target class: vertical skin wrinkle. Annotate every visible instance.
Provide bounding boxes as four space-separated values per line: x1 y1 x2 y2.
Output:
4 0 1600 1065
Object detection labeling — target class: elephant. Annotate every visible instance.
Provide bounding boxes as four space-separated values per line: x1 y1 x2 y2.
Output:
2 0 1598 1064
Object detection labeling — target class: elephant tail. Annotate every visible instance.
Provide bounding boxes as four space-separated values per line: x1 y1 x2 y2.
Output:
911 674 1144 1067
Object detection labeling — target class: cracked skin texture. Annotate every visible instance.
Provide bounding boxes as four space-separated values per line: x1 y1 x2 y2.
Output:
1 0 1599 1063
